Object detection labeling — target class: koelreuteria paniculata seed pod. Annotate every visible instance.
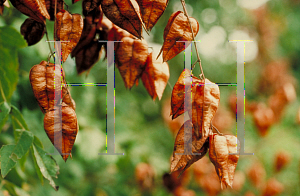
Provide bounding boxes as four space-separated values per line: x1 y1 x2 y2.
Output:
29 60 75 113
30 61 78 161
44 103 78 161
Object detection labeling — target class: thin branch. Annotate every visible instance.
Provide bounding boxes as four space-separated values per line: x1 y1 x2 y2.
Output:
54 0 57 41
180 0 205 80
45 29 53 56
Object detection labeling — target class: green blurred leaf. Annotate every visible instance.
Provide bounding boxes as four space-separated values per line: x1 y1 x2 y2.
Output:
32 144 59 191
0 67 11 103
0 26 27 49
0 47 19 102
10 105 29 130
0 102 10 131
2 179 30 196
0 130 34 177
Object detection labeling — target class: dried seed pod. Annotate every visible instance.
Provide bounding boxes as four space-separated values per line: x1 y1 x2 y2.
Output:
141 52 170 100
170 120 209 174
262 178 284 196
21 18 45 46
56 10 84 62
44 103 78 161
158 11 199 62
170 69 202 119
253 103 275 136
116 37 148 89
82 0 101 16
173 187 195 196
75 40 103 74
163 167 190 192
209 134 240 189
101 0 144 38
29 61 76 113
274 151 291 172
231 170 245 191
10 0 50 23
71 17 97 58
45 0 64 20
247 161 266 188
135 163 155 191
192 78 220 138
136 0 169 31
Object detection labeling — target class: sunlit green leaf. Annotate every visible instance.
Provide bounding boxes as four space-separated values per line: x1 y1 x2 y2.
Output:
0 130 34 177
32 144 59 191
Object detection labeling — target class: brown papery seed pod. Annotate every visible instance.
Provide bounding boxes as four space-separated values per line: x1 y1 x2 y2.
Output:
29 61 76 113
21 18 45 46
44 103 78 161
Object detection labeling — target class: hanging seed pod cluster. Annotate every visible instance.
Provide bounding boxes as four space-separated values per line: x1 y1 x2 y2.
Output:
29 61 78 161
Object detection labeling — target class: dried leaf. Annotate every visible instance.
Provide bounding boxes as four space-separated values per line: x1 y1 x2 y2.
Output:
170 120 209 174
45 0 64 21
136 0 169 31
101 0 144 38
56 10 83 62
141 52 170 100
116 37 148 89
170 69 202 119
29 61 76 113
158 11 199 62
75 40 103 74
21 18 45 46
209 134 240 189
44 103 78 161
10 0 50 23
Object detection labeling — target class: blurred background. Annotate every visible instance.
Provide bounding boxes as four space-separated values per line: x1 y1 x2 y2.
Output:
0 0 300 195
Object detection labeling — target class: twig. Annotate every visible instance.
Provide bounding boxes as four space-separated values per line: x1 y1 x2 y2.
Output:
180 0 205 80
45 29 53 56
54 0 57 41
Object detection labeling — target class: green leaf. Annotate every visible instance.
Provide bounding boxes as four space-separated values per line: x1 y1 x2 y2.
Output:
33 136 44 149
2 179 30 196
10 105 29 130
0 26 27 49
0 47 19 102
0 145 17 178
0 102 10 131
0 130 34 177
0 67 11 103
30 147 44 185
32 144 59 191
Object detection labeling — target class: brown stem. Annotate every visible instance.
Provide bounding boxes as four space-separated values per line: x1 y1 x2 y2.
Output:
54 0 57 40
180 0 205 80
45 29 53 56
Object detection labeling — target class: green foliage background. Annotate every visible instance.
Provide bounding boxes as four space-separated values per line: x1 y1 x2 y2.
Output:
0 0 300 195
